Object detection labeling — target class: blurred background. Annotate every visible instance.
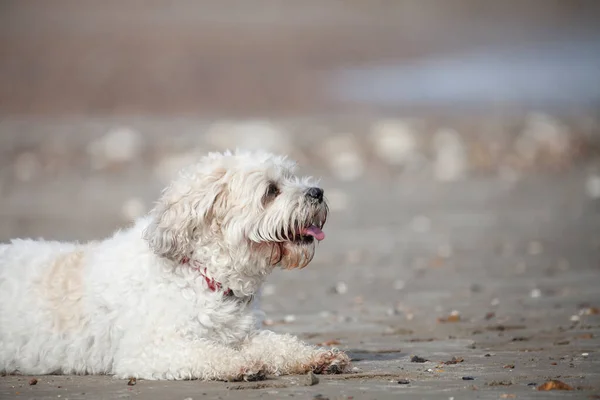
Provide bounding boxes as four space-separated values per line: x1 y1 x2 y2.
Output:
2 3 600 392
1 1 600 296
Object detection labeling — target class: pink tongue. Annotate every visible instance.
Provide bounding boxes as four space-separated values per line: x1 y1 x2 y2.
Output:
301 225 325 241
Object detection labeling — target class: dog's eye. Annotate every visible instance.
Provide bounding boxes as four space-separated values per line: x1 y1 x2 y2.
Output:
266 182 280 198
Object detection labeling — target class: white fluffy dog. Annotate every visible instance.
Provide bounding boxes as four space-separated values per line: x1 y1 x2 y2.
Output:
0 150 350 381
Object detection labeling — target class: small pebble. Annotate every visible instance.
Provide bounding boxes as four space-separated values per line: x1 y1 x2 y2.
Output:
582 353 589 357
351 367 362 373
462 376 475 381
305 371 319 386
491 298 500 307
530 289 542 298
283 315 296 323
470 283 483 293
570 315 580 322
333 282 348 294
386 308 399 316
426 368 434 372
397 379 410 385
370 119 417 166
433 128 467 182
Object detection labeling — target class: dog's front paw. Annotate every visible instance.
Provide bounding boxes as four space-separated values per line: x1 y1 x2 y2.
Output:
311 349 350 374
239 361 268 382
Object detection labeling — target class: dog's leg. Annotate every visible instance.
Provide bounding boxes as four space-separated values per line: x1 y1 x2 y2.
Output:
242 330 350 376
113 338 267 381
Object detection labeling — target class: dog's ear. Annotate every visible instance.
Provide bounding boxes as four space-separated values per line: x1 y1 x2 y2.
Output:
143 167 227 260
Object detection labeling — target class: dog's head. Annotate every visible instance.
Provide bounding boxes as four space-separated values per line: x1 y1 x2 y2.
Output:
143 150 328 271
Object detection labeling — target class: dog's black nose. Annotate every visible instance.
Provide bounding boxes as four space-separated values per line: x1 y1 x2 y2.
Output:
306 187 324 202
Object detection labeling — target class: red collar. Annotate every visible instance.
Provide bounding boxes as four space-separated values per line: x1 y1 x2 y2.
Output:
180 257 233 296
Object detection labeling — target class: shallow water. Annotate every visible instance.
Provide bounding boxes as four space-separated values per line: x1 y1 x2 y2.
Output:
332 32 600 111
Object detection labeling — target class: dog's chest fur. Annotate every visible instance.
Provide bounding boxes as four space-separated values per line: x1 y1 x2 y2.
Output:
84 223 260 348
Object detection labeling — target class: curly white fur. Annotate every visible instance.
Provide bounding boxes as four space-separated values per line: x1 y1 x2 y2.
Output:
0 150 349 381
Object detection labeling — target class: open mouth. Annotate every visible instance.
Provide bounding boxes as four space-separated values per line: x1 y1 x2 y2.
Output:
293 225 325 244
279 222 325 245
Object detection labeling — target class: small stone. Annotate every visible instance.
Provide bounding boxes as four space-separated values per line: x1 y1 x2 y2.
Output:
29 378 38 386
570 315 580 322
88 127 142 169
351 367 362 373
127 377 137 386
433 128 467 182
370 119 418 166
206 120 290 153
470 283 483 293
490 298 500 307
386 308 398 316
411 355 428 363
283 315 296 323
426 368 434 372
183 398 193 400
530 289 542 298
333 282 348 294
305 371 319 386
582 353 589 357
397 379 410 384
462 376 475 381
537 379 573 391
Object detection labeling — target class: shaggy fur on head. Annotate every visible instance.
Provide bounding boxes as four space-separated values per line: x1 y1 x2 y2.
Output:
0 150 349 381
